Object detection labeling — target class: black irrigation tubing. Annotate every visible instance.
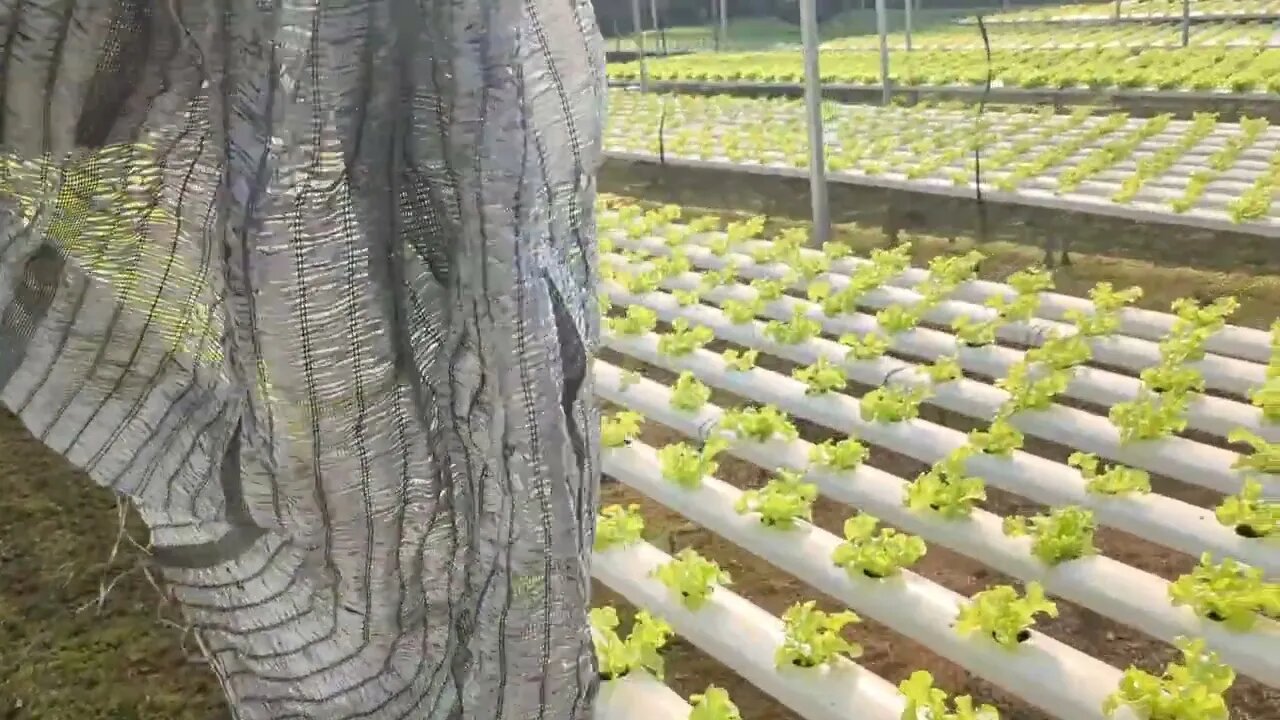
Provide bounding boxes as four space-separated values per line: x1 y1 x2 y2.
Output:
973 15 994 244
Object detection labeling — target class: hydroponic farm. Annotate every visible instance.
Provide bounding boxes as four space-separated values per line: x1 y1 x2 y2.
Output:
4 2 1280 720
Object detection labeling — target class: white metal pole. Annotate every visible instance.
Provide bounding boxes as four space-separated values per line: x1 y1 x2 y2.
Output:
876 0 890 104
632 0 648 91
799 0 831 245
650 0 662 54
719 0 728 49
1181 0 1190 47
1114 0 1122 21
905 0 913 51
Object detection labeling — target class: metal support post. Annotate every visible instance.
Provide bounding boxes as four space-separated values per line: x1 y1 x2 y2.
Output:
719 0 728 50
905 0 914 51
1181 0 1190 47
650 0 662 55
875 0 890 104
631 0 647 91
799 0 831 245
1114 0 1122 21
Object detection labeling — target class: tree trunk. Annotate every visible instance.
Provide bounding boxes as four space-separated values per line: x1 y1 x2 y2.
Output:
0 2 606 719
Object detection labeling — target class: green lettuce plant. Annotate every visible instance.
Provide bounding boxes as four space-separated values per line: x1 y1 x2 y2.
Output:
1068 452 1152 495
967 418 1025 456
658 437 730 488
840 331 891 360
1229 428 1280 474
689 686 742 720
808 437 869 472
1002 506 1097 565
749 277 789 302
955 582 1058 648
904 447 986 519
861 385 932 423
793 356 848 394
595 504 645 551
764 307 822 345
1109 392 1190 442
952 315 1000 347
602 410 644 449
876 304 925 334
831 514 928 579
653 548 732 609
590 607 673 681
671 372 712 412
718 404 799 443
658 318 715 357
1103 637 1234 720
775 601 862 668
735 469 818 528
925 355 964 384
900 671 999 720
1025 332 1092 370
722 348 759 372
1169 553 1280 630
997 362 1070 414
608 305 658 336
1215 478 1279 538
722 297 764 324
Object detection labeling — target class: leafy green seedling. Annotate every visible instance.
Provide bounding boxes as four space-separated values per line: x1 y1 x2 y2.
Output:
674 288 703 307
718 405 799 443
602 410 644 449
1068 452 1152 495
840 331 891 360
997 362 1070 414
689 686 742 720
658 437 730 489
793 356 848 394
658 318 715 357
1026 332 1092 370
831 514 927 579
876 304 924 334
967 418 1025 456
1103 637 1234 720
595 504 645 551
1109 393 1190 442
1215 478 1279 538
1249 376 1280 421
822 241 853 260
1002 506 1097 565
904 448 987 519
925 355 964 384
809 437 869 471
750 277 789 302
699 264 739 291
1229 428 1280 474
1007 267 1054 296
860 385 932 423
590 607 673 681
985 293 1040 323
955 582 1058 648
900 670 1000 720
1169 552 1280 630
671 372 711 412
952 315 1000 347
764 307 821 345
735 469 818 528
722 297 764 324
1140 361 1206 396
775 601 862 668
609 305 658 336
722 348 759 372
653 548 731 609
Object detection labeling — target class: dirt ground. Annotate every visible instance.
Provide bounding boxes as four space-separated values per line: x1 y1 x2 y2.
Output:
3 190 1279 719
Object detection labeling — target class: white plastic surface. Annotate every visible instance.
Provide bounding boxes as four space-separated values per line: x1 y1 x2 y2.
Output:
594 361 1280 686
594 672 692 720
604 279 1259 495
601 440 1145 720
592 540 906 720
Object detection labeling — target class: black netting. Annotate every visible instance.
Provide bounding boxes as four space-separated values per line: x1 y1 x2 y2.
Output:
0 1 607 718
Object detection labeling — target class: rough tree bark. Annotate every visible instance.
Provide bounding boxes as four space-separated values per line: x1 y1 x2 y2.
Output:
0 1 606 718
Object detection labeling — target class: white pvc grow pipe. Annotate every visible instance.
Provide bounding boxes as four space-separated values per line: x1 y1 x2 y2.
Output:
592 540 906 720
604 281 1258 496
594 672 692 720
602 441 1145 720
600 212 1275 366
593 348 1276 573
594 362 1280 685
606 225 1271 397
606 243 1274 442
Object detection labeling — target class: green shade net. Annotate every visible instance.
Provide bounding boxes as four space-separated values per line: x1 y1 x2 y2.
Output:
0 1 606 717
